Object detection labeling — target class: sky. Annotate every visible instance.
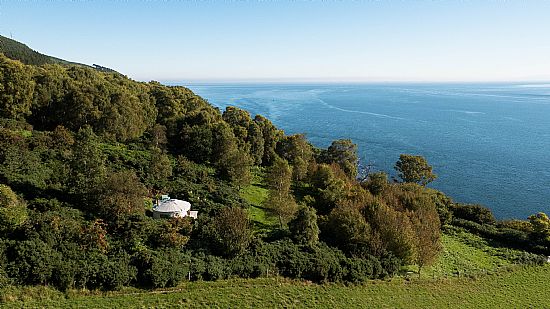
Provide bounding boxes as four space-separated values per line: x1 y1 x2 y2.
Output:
1 0 550 82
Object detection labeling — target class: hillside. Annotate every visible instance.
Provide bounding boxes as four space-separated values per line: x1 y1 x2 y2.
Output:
0 38 549 306
0 35 116 72
0 35 80 66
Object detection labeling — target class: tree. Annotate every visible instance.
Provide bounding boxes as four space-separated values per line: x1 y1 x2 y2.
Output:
222 150 252 188
211 207 252 257
0 54 34 119
276 134 313 181
0 184 27 233
222 106 264 165
289 206 319 247
264 158 298 228
254 115 283 166
363 171 388 196
528 212 550 244
69 126 106 208
146 149 173 191
97 170 147 219
323 205 372 255
394 154 437 186
325 139 359 179
411 205 442 275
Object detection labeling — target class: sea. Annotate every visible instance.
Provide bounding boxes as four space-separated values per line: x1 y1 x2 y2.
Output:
185 83 550 219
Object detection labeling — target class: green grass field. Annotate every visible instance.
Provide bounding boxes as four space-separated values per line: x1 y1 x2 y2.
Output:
3 265 549 308
240 170 278 230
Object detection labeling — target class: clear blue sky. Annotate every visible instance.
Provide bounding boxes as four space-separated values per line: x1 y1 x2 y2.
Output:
1 1 549 82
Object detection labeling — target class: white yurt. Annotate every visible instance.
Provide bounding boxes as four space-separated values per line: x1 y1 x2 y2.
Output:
153 197 197 219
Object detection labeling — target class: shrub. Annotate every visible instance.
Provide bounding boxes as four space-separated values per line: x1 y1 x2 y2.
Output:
133 249 189 288
450 204 496 225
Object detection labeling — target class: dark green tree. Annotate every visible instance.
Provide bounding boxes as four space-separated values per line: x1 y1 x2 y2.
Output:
363 171 388 196
276 134 313 181
325 139 359 179
394 154 437 186
288 206 320 247
69 126 106 208
254 115 283 166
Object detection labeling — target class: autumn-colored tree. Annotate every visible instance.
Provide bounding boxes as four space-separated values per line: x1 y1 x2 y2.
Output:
211 207 252 257
411 206 442 275
97 170 147 219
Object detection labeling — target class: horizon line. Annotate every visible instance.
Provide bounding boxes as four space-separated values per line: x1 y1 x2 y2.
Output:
154 78 550 85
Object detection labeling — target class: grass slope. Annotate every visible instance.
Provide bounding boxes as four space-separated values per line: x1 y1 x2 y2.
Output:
240 169 278 230
3 265 549 308
419 227 524 278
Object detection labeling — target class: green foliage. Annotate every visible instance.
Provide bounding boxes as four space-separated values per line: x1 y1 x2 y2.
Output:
323 139 359 179
254 115 283 166
276 134 313 180
264 158 298 228
209 207 253 257
0 35 83 66
323 205 372 255
223 106 265 165
288 206 319 247
528 212 550 244
394 154 437 186
0 184 27 233
97 170 147 219
363 171 388 195
451 203 496 225
132 249 189 288
0 55 34 119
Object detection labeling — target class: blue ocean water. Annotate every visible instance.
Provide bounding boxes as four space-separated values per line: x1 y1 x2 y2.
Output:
187 83 550 219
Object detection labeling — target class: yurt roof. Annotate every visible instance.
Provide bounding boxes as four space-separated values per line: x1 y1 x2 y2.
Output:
154 199 191 213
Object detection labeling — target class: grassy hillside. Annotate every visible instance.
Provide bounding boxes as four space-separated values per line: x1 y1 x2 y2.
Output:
2 265 549 308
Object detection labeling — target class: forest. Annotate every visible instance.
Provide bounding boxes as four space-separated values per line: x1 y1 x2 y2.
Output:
0 43 549 293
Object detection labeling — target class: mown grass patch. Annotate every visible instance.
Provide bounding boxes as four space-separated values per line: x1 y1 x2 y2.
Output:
240 167 277 229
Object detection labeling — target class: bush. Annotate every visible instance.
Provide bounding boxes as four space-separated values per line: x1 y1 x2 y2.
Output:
133 249 189 288
512 252 546 266
450 204 496 225
6 239 60 285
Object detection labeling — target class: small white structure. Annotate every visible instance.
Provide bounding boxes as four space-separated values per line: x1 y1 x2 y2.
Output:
153 195 198 219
